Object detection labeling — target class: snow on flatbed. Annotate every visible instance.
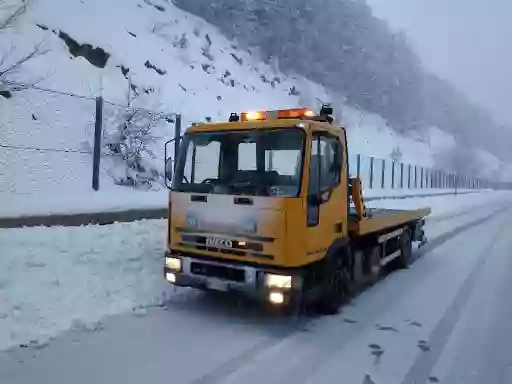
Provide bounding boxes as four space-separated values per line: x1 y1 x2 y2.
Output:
0 193 511 383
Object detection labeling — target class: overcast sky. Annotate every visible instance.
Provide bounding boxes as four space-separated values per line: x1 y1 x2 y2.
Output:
366 0 512 126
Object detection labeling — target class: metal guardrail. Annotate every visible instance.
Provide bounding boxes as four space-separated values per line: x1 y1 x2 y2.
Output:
0 191 481 229
364 190 478 201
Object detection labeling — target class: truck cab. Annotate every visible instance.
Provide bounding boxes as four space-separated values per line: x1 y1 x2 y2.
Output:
164 106 428 314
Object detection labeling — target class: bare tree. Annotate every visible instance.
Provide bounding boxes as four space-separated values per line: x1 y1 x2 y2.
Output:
0 0 48 95
103 84 175 189
0 0 27 30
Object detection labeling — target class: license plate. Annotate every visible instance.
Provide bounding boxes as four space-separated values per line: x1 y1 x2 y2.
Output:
208 280 228 292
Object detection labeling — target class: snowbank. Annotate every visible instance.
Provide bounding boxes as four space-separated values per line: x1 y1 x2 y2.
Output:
0 219 171 350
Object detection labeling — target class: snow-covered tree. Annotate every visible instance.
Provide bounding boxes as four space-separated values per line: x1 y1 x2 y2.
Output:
102 86 174 189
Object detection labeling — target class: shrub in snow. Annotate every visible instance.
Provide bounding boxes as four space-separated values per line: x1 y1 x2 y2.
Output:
201 44 214 61
103 96 174 189
173 32 189 49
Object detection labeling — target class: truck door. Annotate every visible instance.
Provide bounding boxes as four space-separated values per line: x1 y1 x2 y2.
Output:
305 131 347 261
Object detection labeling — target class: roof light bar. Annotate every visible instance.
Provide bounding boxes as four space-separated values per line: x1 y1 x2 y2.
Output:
239 108 315 122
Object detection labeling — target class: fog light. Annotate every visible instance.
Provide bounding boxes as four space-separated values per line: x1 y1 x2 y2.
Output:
268 292 284 305
265 274 292 289
165 272 176 283
165 257 181 271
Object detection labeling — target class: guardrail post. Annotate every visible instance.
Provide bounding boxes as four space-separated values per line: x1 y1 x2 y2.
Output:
420 167 424 188
414 166 417 188
369 157 374 188
400 163 404 188
381 159 385 189
92 96 103 191
408 164 411 188
391 161 395 189
356 154 361 178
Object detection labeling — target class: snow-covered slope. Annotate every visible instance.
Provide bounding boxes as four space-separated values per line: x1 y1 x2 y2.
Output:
0 0 489 213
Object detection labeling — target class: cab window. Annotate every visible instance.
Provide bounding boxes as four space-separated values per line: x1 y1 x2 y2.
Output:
307 132 342 226
308 133 342 194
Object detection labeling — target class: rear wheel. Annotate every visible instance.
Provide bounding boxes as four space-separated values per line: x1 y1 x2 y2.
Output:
366 246 382 285
316 250 351 315
397 229 413 268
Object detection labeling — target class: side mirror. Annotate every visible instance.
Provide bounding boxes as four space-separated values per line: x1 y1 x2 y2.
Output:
165 157 173 185
165 137 180 189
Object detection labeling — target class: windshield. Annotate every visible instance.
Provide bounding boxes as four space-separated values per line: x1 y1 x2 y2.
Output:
172 128 305 196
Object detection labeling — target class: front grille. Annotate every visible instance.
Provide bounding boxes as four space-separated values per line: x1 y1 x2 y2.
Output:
182 235 263 252
178 234 273 259
190 262 245 282
190 244 246 256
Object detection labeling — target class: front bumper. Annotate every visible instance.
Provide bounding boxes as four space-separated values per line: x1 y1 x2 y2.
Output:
164 252 302 305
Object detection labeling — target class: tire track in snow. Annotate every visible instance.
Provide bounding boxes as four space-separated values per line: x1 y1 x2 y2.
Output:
188 205 509 384
400 208 511 384
268 206 510 384
189 316 312 384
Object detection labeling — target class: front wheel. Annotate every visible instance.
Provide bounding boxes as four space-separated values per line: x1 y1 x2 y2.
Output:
316 251 352 315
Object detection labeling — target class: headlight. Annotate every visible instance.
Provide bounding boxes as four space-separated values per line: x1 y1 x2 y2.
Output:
268 291 284 305
265 274 292 289
166 272 176 283
165 257 182 271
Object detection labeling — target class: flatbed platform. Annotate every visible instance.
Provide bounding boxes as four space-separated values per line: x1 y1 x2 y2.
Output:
348 207 431 236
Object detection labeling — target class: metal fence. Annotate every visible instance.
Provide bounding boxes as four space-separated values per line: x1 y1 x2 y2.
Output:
347 153 489 190
1 83 491 196
0 82 176 195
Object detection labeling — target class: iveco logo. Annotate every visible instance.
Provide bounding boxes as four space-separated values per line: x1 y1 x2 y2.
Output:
205 237 233 248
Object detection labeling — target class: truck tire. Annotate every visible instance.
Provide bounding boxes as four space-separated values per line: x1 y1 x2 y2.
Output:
316 250 351 315
367 246 382 285
397 229 413 269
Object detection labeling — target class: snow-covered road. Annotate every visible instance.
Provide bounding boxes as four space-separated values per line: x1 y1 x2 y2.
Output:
1 192 511 383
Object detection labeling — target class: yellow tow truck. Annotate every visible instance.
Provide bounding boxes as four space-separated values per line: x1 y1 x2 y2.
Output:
164 106 430 314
